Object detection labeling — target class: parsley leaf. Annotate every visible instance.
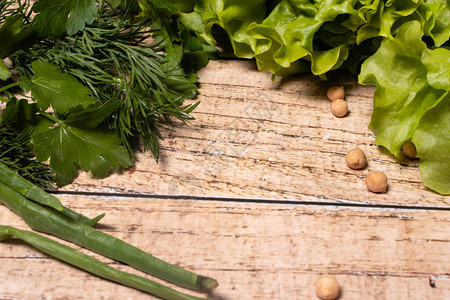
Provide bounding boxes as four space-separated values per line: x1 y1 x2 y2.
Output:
32 114 133 187
29 61 96 115
64 101 119 128
0 98 38 128
24 60 132 185
32 0 98 36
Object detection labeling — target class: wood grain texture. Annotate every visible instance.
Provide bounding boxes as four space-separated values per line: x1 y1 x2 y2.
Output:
2 47 449 299
60 60 449 208
1 195 449 299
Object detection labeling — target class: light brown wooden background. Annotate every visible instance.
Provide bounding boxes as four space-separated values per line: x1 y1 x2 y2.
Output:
1 60 449 299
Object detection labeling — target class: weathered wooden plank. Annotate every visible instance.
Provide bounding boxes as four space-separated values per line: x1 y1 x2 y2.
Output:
1 196 449 299
61 60 448 207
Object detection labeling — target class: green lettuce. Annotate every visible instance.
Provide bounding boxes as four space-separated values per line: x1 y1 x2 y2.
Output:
412 93 449 195
194 0 267 58
359 21 449 195
188 0 449 77
358 21 444 157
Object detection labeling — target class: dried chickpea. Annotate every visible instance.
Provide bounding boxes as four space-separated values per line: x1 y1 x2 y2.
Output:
402 140 417 158
365 171 388 193
330 99 348 117
316 276 340 300
327 86 345 101
345 148 367 169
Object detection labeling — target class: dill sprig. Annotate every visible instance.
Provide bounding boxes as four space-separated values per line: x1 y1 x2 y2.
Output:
10 2 199 160
0 127 54 189
0 0 30 23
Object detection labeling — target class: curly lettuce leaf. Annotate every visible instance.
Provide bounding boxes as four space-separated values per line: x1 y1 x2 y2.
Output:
359 21 450 194
422 47 450 90
359 21 446 157
413 46 450 194
193 0 360 76
428 0 450 46
412 93 449 195
194 0 266 58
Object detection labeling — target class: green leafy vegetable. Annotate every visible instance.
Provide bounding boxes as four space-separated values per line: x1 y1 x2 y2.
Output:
136 0 178 13
29 61 96 115
359 21 445 157
422 47 450 90
8 60 133 186
0 128 52 189
12 4 208 163
0 98 38 128
412 93 449 195
0 0 38 59
32 0 98 36
193 0 266 58
0 58 10 80
1 1 216 185
32 115 133 186
359 20 449 194
0 14 37 59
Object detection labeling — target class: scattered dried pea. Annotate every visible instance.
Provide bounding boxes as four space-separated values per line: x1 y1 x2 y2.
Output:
345 148 367 169
327 86 345 101
330 99 348 117
365 171 388 193
316 275 340 300
402 141 417 158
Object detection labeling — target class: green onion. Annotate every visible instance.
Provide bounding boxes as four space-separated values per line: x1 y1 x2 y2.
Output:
0 161 63 210
0 161 104 226
0 181 218 291
0 225 211 300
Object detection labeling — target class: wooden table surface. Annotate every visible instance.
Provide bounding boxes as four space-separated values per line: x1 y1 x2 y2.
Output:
1 60 449 299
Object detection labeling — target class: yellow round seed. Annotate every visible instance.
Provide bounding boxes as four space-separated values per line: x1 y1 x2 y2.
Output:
365 171 388 193
316 276 340 300
402 140 417 158
345 148 367 169
327 86 345 101
330 99 348 118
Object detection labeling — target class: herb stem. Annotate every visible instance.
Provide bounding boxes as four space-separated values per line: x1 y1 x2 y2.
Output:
39 111 61 124
0 82 20 93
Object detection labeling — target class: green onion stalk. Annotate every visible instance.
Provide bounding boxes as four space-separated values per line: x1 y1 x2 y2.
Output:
0 180 218 292
0 225 211 300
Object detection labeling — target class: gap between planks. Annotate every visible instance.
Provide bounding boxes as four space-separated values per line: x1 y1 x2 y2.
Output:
51 190 450 212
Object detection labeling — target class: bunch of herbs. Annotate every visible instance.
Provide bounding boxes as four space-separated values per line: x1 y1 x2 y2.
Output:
0 0 215 186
